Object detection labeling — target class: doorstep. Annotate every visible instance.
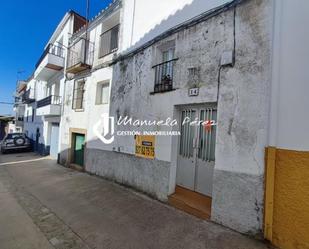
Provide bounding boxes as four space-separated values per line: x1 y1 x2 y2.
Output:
168 185 212 220
69 163 84 172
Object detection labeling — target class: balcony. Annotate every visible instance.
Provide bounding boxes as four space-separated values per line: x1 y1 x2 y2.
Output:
66 38 94 74
14 96 22 107
152 58 178 93
22 88 35 104
34 44 65 81
36 95 62 116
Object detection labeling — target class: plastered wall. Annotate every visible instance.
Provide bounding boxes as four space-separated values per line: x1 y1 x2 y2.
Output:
272 149 309 249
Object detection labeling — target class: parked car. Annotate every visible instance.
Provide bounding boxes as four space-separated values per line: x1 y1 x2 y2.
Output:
0 133 32 153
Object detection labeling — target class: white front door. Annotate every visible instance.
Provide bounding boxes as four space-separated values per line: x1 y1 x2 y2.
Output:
176 105 217 197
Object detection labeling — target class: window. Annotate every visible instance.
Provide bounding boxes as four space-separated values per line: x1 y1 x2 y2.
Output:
26 111 29 122
99 25 119 58
162 48 175 79
163 48 175 62
72 80 85 110
96 82 110 105
153 47 177 93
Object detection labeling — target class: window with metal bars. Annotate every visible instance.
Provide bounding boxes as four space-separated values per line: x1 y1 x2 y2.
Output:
152 48 177 93
198 108 217 161
179 108 217 161
179 110 196 157
72 80 85 110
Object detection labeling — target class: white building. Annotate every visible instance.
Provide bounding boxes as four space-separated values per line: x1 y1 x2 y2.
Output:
22 77 44 153
16 11 86 157
13 81 27 132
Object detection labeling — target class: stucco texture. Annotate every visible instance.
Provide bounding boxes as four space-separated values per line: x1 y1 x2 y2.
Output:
272 149 309 249
212 0 272 235
85 148 171 201
109 0 272 235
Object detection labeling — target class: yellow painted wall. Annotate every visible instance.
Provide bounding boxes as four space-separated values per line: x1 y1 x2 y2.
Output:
271 149 309 249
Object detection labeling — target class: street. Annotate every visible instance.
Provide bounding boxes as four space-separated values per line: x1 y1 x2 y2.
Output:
0 152 271 249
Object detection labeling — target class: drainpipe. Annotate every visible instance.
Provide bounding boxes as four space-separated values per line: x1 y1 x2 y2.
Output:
130 0 136 47
268 0 282 147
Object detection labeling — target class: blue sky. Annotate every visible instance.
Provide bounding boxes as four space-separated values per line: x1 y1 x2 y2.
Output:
0 0 112 115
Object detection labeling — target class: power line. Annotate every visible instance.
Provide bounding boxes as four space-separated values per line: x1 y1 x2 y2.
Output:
0 102 14 105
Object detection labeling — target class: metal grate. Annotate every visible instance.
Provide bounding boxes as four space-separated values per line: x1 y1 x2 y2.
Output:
179 109 196 157
152 58 178 93
35 44 64 69
198 108 217 161
67 38 94 69
22 88 35 103
72 80 85 110
179 107 217 161
37 95 62 108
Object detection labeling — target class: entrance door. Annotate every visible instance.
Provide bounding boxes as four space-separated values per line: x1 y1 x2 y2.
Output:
72 133 85 166
50 123 59 159
177 105 217 197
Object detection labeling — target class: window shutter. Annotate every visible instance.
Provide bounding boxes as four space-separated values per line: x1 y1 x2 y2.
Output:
99 25 119 58
99 31 111 57
110 25 119 51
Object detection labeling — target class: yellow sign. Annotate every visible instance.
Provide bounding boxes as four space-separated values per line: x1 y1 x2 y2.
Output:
135 135 155 159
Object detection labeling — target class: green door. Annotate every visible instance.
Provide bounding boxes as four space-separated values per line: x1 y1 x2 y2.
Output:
73 134 85 166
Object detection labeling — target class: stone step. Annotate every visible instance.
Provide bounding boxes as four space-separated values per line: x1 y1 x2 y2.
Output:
168 185 212 220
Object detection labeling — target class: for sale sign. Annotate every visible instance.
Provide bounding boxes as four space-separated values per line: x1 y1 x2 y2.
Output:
135 135 155 159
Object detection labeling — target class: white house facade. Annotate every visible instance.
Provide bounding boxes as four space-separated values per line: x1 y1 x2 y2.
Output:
14 11 86 157
88 0 272 235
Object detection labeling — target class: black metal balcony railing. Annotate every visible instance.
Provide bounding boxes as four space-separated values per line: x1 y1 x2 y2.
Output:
67 38 94 69
22 89 35 103
35 44 65 69
37 95 62 108
14 96 21 104
152 58 178 93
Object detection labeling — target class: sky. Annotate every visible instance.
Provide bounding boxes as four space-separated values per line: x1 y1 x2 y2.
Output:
0 0 112 116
